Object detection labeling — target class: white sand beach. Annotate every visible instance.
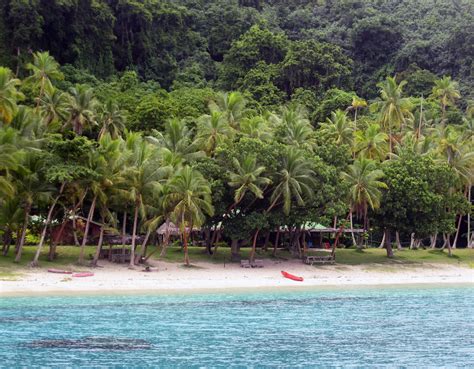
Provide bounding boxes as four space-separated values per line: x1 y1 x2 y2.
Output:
1 259 473 296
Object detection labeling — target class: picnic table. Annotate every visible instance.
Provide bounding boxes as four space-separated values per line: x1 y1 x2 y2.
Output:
303 249 335 265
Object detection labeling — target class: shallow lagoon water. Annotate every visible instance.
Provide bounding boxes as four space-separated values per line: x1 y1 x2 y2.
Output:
0 285 473 368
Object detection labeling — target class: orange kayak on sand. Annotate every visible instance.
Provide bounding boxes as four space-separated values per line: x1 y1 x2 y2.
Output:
281 271 304 282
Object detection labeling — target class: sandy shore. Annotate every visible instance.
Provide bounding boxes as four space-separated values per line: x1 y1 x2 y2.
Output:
1 259 473 296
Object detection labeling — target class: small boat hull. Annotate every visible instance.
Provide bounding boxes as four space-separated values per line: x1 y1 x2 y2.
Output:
48 269 72 274
72 272 94 278
281 271 304 282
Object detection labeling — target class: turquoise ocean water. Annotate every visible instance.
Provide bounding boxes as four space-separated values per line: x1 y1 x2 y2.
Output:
0 285 472 368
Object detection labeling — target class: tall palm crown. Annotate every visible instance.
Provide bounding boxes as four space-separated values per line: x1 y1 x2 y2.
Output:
25 52 63 103
0 67 23 124
167 166 214 228
319 109 354 146
38 87 69 127
430 76 461 123
209 91 246 129
66 85 97 135
354 123 389 161
348 96 367 130
11 151 53 262
228 156 271 206
166 166 214 265
197 110 234 155
97 100 126 139
148 118 204 164
371 76 412 140
340 158 387 226
270 148 317 215
239 115 273 141
276 106 315 147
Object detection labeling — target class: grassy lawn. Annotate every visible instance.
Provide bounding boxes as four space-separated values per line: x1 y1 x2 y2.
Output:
0 245 97 271
0 245 473 271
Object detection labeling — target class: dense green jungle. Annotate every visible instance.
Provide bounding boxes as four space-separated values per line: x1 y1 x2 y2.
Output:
0 0 472 266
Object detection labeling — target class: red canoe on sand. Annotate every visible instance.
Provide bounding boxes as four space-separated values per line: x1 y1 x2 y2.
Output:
48 269 73 274
72 272 94 278
281 271 304 282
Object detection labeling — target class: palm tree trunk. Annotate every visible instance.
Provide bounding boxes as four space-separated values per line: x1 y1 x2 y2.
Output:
273 229 280 257
250 229 260 262
49 217 67 261
129 203 139 267
330 213 351 258
72 214 80 246
212 230 221 256
441 104 446 128
430 234 437 249
231 239 240 261
452 214 463 249
31 183 65 266
417 96 423 139
160 218 171 257
468 186 472 248
378 232 386 248
15 204 31 263
263 231 270 252
446 234 452 257
78 195 97 264
440 233 447 250
183 220 190 266
120 212 127 260
396 231 402 250
135 229 151 264
92 221 105 266
409 233 415 249
14 228 21 254
349 210 357 247
2 228 12 256
384 229 394 258
204 228 212 255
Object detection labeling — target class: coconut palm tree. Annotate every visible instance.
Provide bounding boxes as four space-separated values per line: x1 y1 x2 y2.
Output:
12 151 53 262
228 155 271 209
166 166 214 266
148 118 204 165
276 106 315 148
348 96 367 130
269 148 317 215
208 91 246 129
319 109 354 146
65 85 97 135
341 158 387 247
0 126 26 200
25 52 63 106
0 67 23 124
77 135 124 264
117 134 169 267
239 115 273 141
371 76 412 152
354 123 389 161
38 87 70 127
435 125 464 166
97 100 126 139
0 198 23 256
430 76 461 126
197 111 233 155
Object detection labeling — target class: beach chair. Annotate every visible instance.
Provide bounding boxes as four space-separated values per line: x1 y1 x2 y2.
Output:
240 260 251 268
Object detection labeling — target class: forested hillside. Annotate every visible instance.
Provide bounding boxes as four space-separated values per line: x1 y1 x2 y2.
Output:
0 0 473 266
1 0 472 101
